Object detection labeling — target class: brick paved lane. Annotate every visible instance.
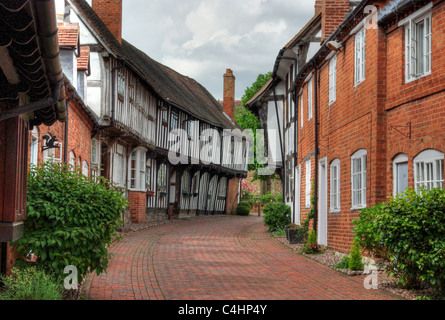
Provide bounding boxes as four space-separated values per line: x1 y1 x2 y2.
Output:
87 215 398 300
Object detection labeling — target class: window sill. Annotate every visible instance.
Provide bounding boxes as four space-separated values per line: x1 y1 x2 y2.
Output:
329 209 341 214
405 71 431 84
350 205 367 212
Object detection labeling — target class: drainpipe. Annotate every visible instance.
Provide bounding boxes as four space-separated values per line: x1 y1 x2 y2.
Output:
272 85 285 202
63 91 76 164
313 64 319 232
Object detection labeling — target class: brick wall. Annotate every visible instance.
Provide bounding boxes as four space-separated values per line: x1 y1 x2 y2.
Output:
225 177 240 215
293 0 445 254
128 191 146 224
29 94 93 175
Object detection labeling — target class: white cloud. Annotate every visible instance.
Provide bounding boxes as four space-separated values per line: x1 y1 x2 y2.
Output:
122 0 315 100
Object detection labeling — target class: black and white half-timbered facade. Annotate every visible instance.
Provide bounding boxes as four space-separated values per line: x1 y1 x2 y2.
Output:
60 0 247 223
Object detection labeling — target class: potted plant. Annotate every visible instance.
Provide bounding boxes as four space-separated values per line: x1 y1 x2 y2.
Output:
286 223 304 244
146 190 155 196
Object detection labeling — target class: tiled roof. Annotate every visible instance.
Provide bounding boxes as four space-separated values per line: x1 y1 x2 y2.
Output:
77 46 90 71
57 22 79 47
122 40 235 129
71 0 235 129
70 0 123 57
0 0 62 126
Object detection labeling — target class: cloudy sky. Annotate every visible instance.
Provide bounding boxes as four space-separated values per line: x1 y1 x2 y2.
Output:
121 0 315 101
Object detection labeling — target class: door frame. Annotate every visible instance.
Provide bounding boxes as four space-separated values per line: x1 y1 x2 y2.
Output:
318 157 328 246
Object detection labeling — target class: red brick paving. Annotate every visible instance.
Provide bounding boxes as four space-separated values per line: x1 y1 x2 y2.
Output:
86 216 399 300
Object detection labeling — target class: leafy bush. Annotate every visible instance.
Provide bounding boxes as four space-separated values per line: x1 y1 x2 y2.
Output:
14 162 127 283
353 188 445 293
334 255 350 269
235 202 252 216
263 202 291 232
302 229 321 254
0 267 62 300
348 240 364 271
274 194 284 203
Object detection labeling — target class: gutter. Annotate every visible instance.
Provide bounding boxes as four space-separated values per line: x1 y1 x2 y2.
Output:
378 0 426 26
0 0 66 123
313 64 319 232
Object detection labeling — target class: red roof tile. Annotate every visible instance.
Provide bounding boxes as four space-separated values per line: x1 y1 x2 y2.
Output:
77 46 90 71
58 22 79 47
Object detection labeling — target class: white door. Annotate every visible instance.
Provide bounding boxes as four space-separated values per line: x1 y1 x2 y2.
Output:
294 165 301 225
318 158 328 246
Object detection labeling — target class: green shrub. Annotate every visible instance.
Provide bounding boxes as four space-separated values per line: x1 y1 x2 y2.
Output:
236 202 251 216
303 229 321 254
14 162 127 283
353 188 445 293
262 202 291 232
274 194 284 203
0 267 62 300
334 256 350 269
348 240 364 271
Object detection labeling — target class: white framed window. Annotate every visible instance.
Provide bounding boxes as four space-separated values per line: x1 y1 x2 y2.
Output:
146 158 153 191
414 149 444 193
393 154 409 196
354 27 366 86
329 55 337 104
128 147 147 191
351 149 367 209
157 163 168 191
82 161 89 178
308 78 313 120
182 171 191 194
117 71 125 97
330 159 340 213
404 11 432 82
30 127 39 166
69 151 76 172
113 144 127 188
305 160 311 208
91 138 99 165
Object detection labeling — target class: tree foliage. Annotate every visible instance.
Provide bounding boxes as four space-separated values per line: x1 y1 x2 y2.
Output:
235 72 274 179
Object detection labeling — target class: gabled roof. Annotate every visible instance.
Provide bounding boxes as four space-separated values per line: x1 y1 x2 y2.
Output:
122 40 235 129
70 0 235 130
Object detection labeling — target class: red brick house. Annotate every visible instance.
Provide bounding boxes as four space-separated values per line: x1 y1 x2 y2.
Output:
30 23 97 176
247 0 445 254
0 0 67 275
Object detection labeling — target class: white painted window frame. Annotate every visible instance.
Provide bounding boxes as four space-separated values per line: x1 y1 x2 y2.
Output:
400 3 433 83
330 159 341 213
354 27 366 86
351 149 367 209
308 78 313 120
128 147 147 191
413 149 444 193
305 159 312 209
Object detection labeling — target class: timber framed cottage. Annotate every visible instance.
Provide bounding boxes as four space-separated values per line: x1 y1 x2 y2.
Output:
247 0 445 254
60 0 247 223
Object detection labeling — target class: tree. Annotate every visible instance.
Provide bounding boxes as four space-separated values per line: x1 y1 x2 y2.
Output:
235 72 277 182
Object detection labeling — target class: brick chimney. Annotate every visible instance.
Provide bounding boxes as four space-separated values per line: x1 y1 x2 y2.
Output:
321 0 350 42
315 0 323 15
223 69 235 123
92 0 123 44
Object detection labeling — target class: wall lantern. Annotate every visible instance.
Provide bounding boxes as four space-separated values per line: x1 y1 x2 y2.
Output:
327 41 345 52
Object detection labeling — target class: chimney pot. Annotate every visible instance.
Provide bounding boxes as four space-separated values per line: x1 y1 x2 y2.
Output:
223 69 236 123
